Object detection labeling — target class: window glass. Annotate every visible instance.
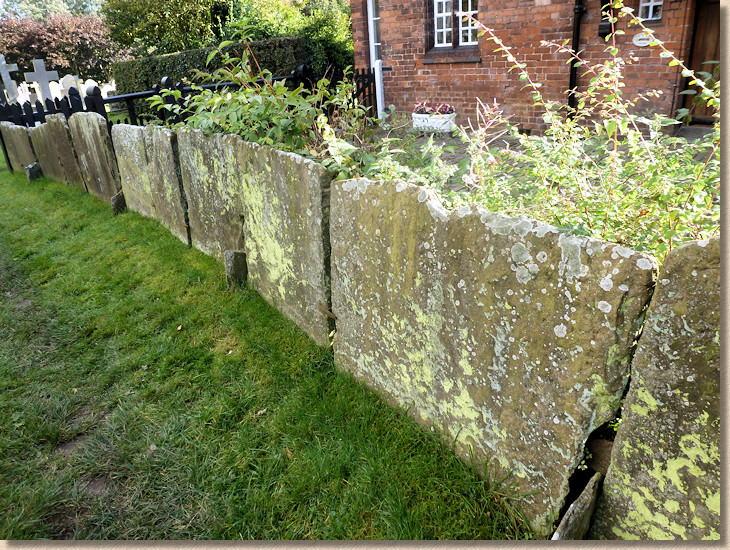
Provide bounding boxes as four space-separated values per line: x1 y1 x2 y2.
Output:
458 0 478 45
434 0 452 46
433 0 477 47
638 0 663 20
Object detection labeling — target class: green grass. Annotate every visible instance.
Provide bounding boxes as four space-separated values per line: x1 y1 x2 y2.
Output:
0 160 535 540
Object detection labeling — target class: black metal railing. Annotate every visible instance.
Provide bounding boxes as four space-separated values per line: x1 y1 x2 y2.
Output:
0 64 381 171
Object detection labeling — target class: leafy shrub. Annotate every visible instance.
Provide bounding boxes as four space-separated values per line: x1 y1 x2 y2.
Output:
101 0 231 57
448 0 720 262
220 0 354 75
111 37 309 94
0 15 130 82
149 35 371 160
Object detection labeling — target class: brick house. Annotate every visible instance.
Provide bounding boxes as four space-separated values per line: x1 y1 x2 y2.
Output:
351 0 719 132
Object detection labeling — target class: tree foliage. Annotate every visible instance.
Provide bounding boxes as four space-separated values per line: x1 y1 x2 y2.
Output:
0 0 100 20
101 0 232 56
0 15 131 82
218 0 353 74
101 0 353 73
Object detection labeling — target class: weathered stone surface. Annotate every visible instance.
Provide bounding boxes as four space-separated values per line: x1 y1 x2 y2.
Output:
177 129 332 345
176 129 245 259
552 472 603 540
112 124 189 244
330 179 657 536
224 250 248 290
28 114 85 189
232 140 332 346
0 121 36 172
588 237 720 540
25 162 43 181
68 112 120 202
111 189 126 214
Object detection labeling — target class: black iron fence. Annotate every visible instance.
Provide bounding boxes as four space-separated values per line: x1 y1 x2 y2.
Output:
0 70 309 134
0 65 382 172
353 67 375 110
0 64 381 133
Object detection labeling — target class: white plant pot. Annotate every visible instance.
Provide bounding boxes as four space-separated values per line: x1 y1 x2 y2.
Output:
412 112 456 132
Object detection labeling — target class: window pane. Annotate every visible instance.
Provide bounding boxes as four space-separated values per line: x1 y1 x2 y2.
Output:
652 5 662 19
437 18 443 30
639 5 649 18
471 0 477 11
445 30 452 43
444 0 451 12
461 0 468 12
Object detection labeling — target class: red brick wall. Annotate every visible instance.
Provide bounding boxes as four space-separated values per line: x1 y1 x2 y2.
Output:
352 0 696 132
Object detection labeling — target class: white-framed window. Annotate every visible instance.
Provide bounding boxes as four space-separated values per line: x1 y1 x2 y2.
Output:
434 0 453 47
367 0 382 63
458 0 479 45
638 0 663 20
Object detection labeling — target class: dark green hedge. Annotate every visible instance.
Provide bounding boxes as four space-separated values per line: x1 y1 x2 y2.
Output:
111 36 310 95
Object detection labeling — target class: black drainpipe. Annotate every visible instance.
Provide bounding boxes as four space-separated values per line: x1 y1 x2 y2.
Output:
568 0 586 111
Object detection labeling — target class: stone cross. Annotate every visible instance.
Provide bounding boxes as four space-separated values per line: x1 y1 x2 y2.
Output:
0 54 19 103
24 59 59 103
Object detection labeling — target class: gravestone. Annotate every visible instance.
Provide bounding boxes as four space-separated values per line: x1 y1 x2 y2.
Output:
68 112 120 202
232 140 332 346
112 124 189 244
588 237 720 540
0 54 19 103
24 59 58 103
60 74 80 98
82 79 98 99
49 81 63 100
28 114 85 189
16 82 32 105
0 121 36 171
100 83 116 98
330 179 657 536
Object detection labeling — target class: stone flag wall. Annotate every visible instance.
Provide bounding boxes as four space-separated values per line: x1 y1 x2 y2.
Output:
68 112 121 202
176 129 247 260
115 125 333 346
0 121 36 172
28 114 86 190
232 141 332 346
329 179 657 536
588 237 720 540
4 113 720 539
112 125 189 245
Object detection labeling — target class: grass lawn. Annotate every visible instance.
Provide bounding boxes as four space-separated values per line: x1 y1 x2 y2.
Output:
0 161 534 540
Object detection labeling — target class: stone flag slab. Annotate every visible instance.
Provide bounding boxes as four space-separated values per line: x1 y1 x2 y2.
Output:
68 112 120 202
330 179 657 536
28 114 85 189
0 121 36 172
233 140 332 346
112 124 189 244
588 237 720 540
176 129 245 259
